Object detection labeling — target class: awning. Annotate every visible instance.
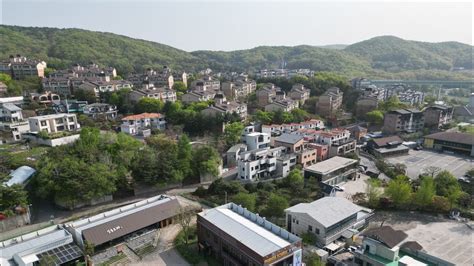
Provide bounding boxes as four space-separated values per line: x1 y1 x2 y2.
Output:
341 229 356 239
324 242 340 252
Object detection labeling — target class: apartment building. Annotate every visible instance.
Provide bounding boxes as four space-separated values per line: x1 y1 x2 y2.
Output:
265 98 299 112
77 79 133 97
289 84 310 104
120 113 166 136
221 76 257 100
127 66 183 88
317 87 343 117
28 113 80 133
82 103 118 120
237 148 277 180
383 109 424 134
0 55 47 79
262 119 325 136
181 90 216 104
255 68 314 79
423 105 453 129
256 83 281 106
356 96 379 118
42 76 72 96
241 132 270 151
201 101 248 120
190 75 220 92
285 197 373 247
197 203 302 266
129 84 177 104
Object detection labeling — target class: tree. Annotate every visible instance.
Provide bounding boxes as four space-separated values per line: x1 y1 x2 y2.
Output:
135 97 164 113
291 108 311 122
173 81 188 93
434 171 461 197
284 169 304 191
193 145 220 177
224 122 244 147
301 232 317 245
253 110 273 124
177 206 194 245
84 241 95 256
305 252 325 266
422 166 441 177
366 179 382 208
39 255 57 266
232 192 256 212
263 193 289 218
177 134 193 179
74 89 97 103
366 110 384 125
414 176 435 208
0 184 28 211
385 175 412 208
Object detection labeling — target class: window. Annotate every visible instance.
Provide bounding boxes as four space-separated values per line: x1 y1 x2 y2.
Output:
308 225 312 232
296 220 299 224
40 121 47 126
315 228 320 235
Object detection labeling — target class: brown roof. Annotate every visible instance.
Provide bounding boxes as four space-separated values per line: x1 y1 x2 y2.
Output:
424 131 474 146
400 241 424 251
371 136 403 147
362 226 408 248
122 113 163 120
82 198 180 246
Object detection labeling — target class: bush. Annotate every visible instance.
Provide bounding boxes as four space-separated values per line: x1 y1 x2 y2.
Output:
193 186 207 197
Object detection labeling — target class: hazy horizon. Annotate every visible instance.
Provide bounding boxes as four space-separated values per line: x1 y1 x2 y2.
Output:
1 1 472 52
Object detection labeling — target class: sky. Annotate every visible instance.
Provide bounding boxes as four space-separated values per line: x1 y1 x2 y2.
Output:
0 0 472 51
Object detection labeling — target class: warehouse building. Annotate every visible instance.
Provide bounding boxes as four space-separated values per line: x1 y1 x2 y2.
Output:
197 203 303 266
424 131 474 156
65 195 180 251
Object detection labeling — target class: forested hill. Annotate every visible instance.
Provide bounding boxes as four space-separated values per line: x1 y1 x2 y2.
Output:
0 25 472 80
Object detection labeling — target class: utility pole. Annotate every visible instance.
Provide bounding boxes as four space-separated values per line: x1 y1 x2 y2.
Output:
224 191 228 204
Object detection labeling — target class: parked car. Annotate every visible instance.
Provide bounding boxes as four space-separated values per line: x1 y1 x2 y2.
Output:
334 185 345 192
414 146 423 151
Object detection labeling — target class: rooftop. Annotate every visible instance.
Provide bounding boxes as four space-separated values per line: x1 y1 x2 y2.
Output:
122 112 163 121
362 226 408 248
424 131 474 146
305 156 357 175
371 135 403 147
275 133 304 144
285 197 370 228
4 166 36 187
198 203 300 257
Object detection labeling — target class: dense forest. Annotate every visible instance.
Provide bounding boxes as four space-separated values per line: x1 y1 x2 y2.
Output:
0 25 472 79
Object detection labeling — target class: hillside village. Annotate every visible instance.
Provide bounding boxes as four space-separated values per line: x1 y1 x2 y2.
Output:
0 52 473 266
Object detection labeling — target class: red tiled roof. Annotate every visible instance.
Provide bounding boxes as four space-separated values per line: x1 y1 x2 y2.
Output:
122 113 162 120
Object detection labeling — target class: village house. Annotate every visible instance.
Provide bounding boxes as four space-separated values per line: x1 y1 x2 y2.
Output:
127 66 185 88
0 55 47 79
181 90 216 104
262 119 325 136
317 87 343 117
0 98 30 142
190 75 220 92
76 79 133 97
28 113 80 134
129 82 176 104
120 113 166 136
288 83 310 104
82 103 118 120
221 76 257 100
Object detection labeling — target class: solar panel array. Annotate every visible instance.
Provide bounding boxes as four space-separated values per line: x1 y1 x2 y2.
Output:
36 243 83 265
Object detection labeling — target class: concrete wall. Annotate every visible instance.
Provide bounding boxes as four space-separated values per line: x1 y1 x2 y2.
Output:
24 134 80 147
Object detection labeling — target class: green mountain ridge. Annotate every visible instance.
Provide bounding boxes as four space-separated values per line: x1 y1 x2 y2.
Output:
0 25 472 80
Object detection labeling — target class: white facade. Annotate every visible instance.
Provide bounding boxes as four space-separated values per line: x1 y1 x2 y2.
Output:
28 113 80 133
262 120 325 135
120 113 166 135
241 132 270 151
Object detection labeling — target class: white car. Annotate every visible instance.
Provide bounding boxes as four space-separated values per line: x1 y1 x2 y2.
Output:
334 185 345 192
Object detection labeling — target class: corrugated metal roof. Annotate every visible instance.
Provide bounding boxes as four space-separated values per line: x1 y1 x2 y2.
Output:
79 196 180 246
285 197 370 228
5 166 36 187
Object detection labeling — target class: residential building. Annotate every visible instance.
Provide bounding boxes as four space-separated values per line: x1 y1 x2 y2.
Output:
262 119 325 136
201 101 248 120
256 83 281 107
28 113 80 133
197 203 302 266
127 66 180 88
289 84 310 104
29 91 61 105
0 97 29 142
274 133 305 153
423 131 474 156
71 63 117 78
308 143 329 161
52 100 88 114
328 138 357 157
367 136 409 157
65 195 180 250
317 87 343 117
353 226 454 266
226 143 247 167
82 103 118 120
285 197 373 247
221 76 257 100
276 151 298 177
452 105 474 123
304 156 358 188
129 83 176 104
351 78 372 90
0 225 82 266
190 75 220 92
346 125 368 142
383 109 424 134
181 90 216 104
265 98 299 112
423 105 453 129
237 148 277 180
120 113 166 136
296 148 317 168
41 76 72 96
241 132 270 151
0 55 47 79
77 79 133 97
255 68 314 79
316 128 351 146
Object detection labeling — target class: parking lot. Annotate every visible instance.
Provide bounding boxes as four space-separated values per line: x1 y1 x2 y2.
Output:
386 149 473 179
370 212 473 266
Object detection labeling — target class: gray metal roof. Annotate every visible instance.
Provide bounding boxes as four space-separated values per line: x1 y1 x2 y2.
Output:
305 156 357 175
199 203 300 257
2 103 21 112
5 166 36 187
275 133 304 144
285 197 370 228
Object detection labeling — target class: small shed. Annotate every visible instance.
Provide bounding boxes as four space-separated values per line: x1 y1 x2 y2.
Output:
4 166 36 187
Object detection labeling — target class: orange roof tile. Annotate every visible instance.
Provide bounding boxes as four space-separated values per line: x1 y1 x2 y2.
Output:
122 113 163 120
